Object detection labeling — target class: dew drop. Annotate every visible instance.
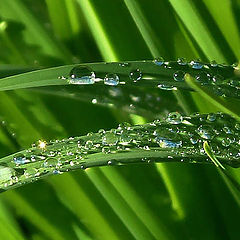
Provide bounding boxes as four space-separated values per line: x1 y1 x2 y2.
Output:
196 126 214 140
222 138 231 147
173 71 185 82
119 62 130 67
104 73 119 86
195 72 210 85
207 113 216 122
166 112 183 124
129 69 142 82
177 58 187 65
153 57 164 66
69 66 95 85
13 154 29 165
212 74 224 85
190 60 203 69
102 132 118 145
157 84 177 90
85 140 94 149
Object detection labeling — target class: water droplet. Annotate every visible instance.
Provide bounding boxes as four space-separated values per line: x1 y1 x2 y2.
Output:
210 60 218 67
119 62 130 67
157 84 177 90
153 57 164 66
102 132 118 145
177 58 187 65
195 72 210 85
13 154 29 165
190 60 203 69
104 73 119 86
196 126 214 140
129 69 142 82
212 74 224 85
85 140 93 149
102 146 111 154
158 139 182 148
92 98 97 104
69 66 95 85
222 138 231 147
0 166 14 183
173 71 185 82
166 112 183 124
207 113 216 122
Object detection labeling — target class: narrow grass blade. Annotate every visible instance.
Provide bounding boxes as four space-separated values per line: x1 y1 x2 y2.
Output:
0 112 239 192
185 73 240 121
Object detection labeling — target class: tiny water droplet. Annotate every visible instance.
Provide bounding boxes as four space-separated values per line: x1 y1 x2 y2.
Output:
153 57 164 66
207 113 216 122
190 60 203 69
222 138 231 147
195 72 210 85
102 132 118 145
158 84 177 90
69 66 95 85
166 112 183 124
104 73 119 86
212 74 224 85
85 140 93 149
119 62 130 67
13 154 28 165
177 58 187 65
129 69 142 82
210 60 218 67
173 71 185 82
197 126 214 140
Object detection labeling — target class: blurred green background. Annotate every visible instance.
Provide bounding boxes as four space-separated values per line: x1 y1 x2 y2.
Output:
0 0 240 239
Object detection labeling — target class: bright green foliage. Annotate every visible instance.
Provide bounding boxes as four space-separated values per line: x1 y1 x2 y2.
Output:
0 0 240 240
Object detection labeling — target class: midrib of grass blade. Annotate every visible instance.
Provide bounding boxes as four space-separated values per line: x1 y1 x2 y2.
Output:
169 0 226 62
75 0 117 62
202 0 240 60
0 0 72 63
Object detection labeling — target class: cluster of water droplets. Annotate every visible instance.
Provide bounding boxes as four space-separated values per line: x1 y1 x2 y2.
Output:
0 112 239 192
64 58 240 99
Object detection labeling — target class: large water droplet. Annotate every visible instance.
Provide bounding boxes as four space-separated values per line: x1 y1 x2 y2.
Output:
69 66 95 84
173 71 185 82
104 73 119 86
129 69 142 82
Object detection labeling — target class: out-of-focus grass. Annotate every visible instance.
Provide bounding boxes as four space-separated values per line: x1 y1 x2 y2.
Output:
0 0 240 239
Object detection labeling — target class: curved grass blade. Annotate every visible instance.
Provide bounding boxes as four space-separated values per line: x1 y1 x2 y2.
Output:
0 60 239 100
185 73 240 121
0 112 239 192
